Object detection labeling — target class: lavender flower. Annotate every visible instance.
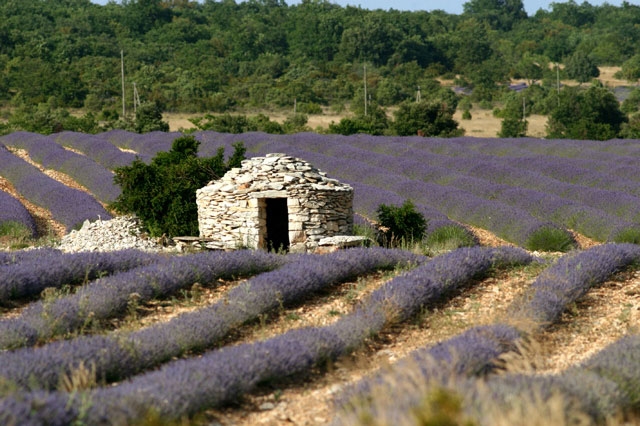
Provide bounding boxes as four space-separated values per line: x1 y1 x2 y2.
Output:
510 243 640 327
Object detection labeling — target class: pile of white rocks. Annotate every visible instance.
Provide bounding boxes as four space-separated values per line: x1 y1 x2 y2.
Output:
57 215 170 253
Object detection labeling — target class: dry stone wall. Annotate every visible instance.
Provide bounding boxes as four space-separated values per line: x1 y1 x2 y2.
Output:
196 153 354 252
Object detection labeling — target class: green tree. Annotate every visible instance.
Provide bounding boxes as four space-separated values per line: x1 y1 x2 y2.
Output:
513 53 547 84
546 85 626 140
287 0 343 63
8 103 101 134
497 91 529 137
564 51 600 84
621 87 640 115
616 54 640 82
328 102 389 135
498 111 527 138
392 101 463 137
134 101 169 133
376 200 427 247
620 113 640 139
463 0 527 31
111 136 246 237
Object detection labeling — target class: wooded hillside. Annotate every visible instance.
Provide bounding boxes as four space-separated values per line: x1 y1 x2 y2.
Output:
1 0 639 112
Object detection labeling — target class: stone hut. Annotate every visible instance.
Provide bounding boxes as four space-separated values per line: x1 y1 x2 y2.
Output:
196 153 354 252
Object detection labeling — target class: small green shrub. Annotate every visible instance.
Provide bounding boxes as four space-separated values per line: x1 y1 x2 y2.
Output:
478 100 493 110
525 226 577 252
425 225 478 253
297 102 323 115
376 200 427 248
462 109 472 120
0 221 34 250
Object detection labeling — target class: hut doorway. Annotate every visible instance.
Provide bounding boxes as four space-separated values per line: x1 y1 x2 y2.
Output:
264 198 289 251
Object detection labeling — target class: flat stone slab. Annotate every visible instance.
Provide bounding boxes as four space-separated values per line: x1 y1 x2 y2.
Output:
173 236 214 243
318 236 370 248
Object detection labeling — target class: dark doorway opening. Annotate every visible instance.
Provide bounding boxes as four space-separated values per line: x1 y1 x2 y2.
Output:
265 198 289 251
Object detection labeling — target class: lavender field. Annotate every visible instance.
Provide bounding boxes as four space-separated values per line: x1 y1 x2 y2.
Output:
1 131 640 424
4 130 640 249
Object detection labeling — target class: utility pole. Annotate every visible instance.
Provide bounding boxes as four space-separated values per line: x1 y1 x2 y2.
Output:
133 82 141 115
121 50 126 118
363 64 368 116
556 62 560 107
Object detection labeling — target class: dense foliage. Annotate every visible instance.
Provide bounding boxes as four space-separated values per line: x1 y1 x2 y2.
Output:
547 84 628 140
375 199 427 247
111 135 245 237
1 1 640 138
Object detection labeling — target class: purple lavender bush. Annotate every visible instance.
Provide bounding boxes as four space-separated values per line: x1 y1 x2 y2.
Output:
53 131 137 170
0 248 61 267
578 333 640 409
334 324 523 424
0 249 163 304
510 243 640 327
95 130 180 160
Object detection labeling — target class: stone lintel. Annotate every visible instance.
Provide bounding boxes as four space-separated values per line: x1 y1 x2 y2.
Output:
251 190 288 198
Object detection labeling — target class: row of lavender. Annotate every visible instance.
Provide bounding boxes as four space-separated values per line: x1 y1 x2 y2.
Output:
0 248 164 303
0 246 535 425
333 243 640 424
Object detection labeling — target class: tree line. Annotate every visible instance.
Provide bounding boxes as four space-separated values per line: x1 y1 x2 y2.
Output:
2 0 640 139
